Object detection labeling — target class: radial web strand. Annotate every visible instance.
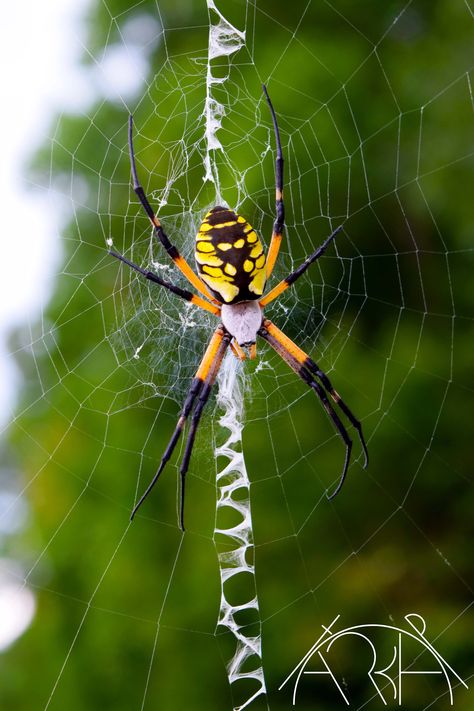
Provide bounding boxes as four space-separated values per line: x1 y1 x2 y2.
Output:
1 2 473 710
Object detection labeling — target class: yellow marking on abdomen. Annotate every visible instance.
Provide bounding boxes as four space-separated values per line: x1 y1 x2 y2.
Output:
250 243 263 258
202 265 226 278
234 239 245 248
249 267 266 295
200 274 239 303
196 241 215 253
246 231 258 243
196 254 223 267
224 263 237 276
243 260 254 272
217 242 232 251
255 254 266 269
199 222 213 232
212 220 237 229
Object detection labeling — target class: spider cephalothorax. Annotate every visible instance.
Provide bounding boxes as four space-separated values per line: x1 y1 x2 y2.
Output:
110 85 368 530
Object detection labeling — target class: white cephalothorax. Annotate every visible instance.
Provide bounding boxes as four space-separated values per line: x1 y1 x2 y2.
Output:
220 301 263 346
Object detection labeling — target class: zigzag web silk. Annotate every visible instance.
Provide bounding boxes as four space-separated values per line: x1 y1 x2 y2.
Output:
205 3 267 709
2 1 472 710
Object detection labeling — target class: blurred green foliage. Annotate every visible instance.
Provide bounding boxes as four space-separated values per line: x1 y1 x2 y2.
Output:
2 1 473 709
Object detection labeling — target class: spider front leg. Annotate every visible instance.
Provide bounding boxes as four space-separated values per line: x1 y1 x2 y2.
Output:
109 250 221 316
127 116 219 304
262 85 285 279
262 319 368 465
260 225 343 307
259 318 368 498
131 324 231 530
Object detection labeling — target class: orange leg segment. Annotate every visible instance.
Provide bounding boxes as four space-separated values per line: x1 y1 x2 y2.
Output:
230 341 246 360
260 225 343 308
262 318 368 466
262 85 285 281
130 325 231 529
265 231 283 279
128 115 219 305
259 318 368 495
109 250 221 317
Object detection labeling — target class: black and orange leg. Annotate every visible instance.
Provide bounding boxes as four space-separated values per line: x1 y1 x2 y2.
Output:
128 116 218 303
261 318 368 468
230 341 246 360
178 329 231 529
260 225 343 307
262 85 285 279
130 325 230 527
259 319 364 498
303 354 368 468
109 249 221 317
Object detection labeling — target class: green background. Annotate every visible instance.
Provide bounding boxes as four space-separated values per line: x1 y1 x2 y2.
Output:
2 1 473 709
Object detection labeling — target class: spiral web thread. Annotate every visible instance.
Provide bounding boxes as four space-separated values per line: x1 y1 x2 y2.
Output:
204 3 267 709
2 1 473 709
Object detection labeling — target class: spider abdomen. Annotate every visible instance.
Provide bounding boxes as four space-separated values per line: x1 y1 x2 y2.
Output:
195 206 267 304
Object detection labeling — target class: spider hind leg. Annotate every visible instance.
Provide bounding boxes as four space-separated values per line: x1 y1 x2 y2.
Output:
259 319 368 498
303 356 368 468
130 325 231 529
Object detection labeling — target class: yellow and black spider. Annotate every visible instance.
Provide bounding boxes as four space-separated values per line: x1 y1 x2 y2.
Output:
110 85 368 530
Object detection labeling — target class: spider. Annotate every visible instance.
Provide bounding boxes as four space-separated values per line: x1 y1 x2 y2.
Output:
110 85 368 530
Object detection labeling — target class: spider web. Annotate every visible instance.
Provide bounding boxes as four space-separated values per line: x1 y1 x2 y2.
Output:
1 1 473 710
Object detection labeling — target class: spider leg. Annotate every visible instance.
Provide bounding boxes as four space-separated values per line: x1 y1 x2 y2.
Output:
109 250 220 316
303 358 368 468
230 341 246 360
262 319 368 467
128 116 219 304
260 225 343 307
130 325 230 524
259 319 359 499
262 85 285 279
178 329 230 529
